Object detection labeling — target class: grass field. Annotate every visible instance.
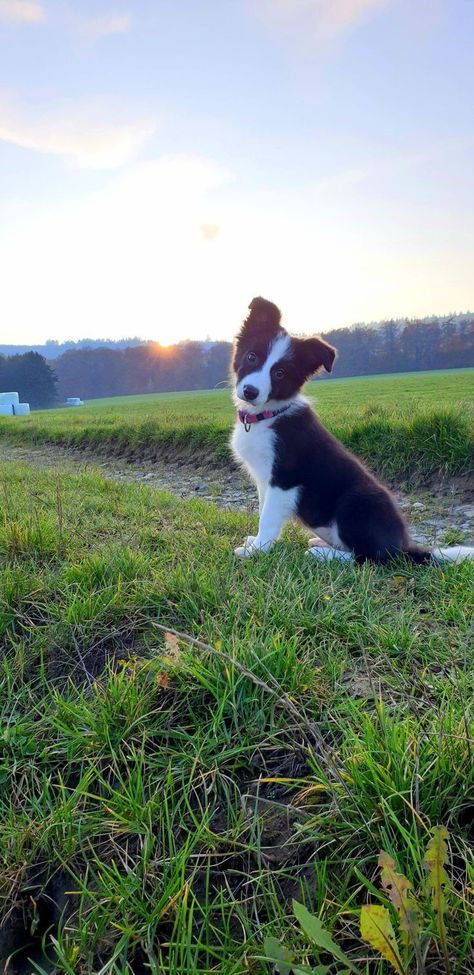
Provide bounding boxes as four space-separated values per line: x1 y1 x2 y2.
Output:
0 370 473 972
0 453 473 973
1 368 473 482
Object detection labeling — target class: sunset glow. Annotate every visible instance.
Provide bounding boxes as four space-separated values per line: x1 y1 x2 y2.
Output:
1 1 473 345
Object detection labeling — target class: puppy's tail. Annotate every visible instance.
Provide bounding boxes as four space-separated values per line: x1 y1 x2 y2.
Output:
431 545 474 564
404 543 474 565
402 544 433 564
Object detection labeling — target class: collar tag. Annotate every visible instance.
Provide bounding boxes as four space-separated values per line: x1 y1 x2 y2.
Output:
238 404 290 431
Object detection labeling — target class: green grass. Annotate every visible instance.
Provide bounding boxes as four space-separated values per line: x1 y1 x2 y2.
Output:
1 369 473 481
0 460 473 973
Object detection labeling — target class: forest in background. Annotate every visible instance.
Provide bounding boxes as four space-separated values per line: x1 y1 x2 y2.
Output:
1 313 473 407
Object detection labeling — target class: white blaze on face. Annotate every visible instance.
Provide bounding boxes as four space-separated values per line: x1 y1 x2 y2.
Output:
236 333 291 407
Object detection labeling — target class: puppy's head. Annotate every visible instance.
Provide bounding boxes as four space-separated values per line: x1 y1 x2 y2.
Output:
232 297 336 409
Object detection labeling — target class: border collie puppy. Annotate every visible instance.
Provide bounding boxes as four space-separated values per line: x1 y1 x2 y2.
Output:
231 297 474 565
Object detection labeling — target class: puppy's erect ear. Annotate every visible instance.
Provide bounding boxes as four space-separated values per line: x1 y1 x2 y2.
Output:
247 297 282 327
232 297 283 372
298 336 337 375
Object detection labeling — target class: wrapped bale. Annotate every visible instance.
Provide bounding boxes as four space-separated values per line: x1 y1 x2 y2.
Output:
13 403 31 416
0 404 14 416
0 392 19 406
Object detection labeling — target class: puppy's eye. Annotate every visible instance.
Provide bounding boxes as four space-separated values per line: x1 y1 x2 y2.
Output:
274 368 285 380
247 352 257 363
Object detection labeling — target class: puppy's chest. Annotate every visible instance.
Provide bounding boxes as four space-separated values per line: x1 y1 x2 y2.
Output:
231 422 276 486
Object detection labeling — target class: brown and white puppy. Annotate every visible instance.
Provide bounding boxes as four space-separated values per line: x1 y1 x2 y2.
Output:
231 297 474 564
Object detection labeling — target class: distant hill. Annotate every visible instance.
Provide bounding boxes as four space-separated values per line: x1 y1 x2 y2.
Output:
0 338 145 359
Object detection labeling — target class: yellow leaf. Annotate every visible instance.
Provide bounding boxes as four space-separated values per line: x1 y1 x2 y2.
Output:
255 777 296 784
424 827 449 888
156 672 170 688
296 783 331 802
378 851 420 948
360 905 405 975
424 827 450 945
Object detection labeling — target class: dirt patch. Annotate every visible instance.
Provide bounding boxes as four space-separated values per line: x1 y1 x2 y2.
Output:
422 472 474 502
1 442 473 545
0 863 76 975
0 442 254 510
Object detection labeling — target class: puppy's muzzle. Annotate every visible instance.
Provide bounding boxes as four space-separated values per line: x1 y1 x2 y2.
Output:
243 384 259 402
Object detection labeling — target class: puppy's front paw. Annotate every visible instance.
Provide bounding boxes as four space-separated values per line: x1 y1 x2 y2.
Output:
234 537 273 557
234 535 262 557
234 544 255 558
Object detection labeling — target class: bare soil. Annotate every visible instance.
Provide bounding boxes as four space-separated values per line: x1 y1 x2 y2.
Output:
1 441 473 546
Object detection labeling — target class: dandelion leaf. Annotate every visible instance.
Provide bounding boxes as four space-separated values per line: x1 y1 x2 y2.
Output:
378 850 420 947
263 937 293 974
360 904 405 975
293 901 360 974
424 826 450 942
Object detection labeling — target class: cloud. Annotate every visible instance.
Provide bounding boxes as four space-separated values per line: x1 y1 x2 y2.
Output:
77 12 131 42
258 0 393 40
0 0 44 22
0 95 156 168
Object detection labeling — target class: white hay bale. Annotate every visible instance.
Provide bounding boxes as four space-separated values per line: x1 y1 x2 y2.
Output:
0 404 14 416
13 403 31 416
66 397 84 406
0 391 19 406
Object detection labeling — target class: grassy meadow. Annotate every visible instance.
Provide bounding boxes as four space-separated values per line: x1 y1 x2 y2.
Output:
0 370 473 973
0 368 473 482
0 462 473 974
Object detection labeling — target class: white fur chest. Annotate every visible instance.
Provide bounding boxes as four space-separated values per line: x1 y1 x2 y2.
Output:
231 420 276 492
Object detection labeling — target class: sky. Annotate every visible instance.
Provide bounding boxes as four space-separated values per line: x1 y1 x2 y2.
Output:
0 0 473 345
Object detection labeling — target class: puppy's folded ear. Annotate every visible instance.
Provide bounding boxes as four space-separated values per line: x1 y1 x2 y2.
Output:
300 336 337 374
247 297 282 327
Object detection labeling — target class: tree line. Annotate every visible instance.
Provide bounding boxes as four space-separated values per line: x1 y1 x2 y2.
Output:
0 337 143 359
0 352 58 409
323 315 474 377
1 314 472 408
51 313 474 400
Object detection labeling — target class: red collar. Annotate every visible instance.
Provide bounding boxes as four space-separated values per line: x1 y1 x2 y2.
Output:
238 405 290 431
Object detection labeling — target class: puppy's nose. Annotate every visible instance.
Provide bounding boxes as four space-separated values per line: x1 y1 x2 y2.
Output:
243 384 259 402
